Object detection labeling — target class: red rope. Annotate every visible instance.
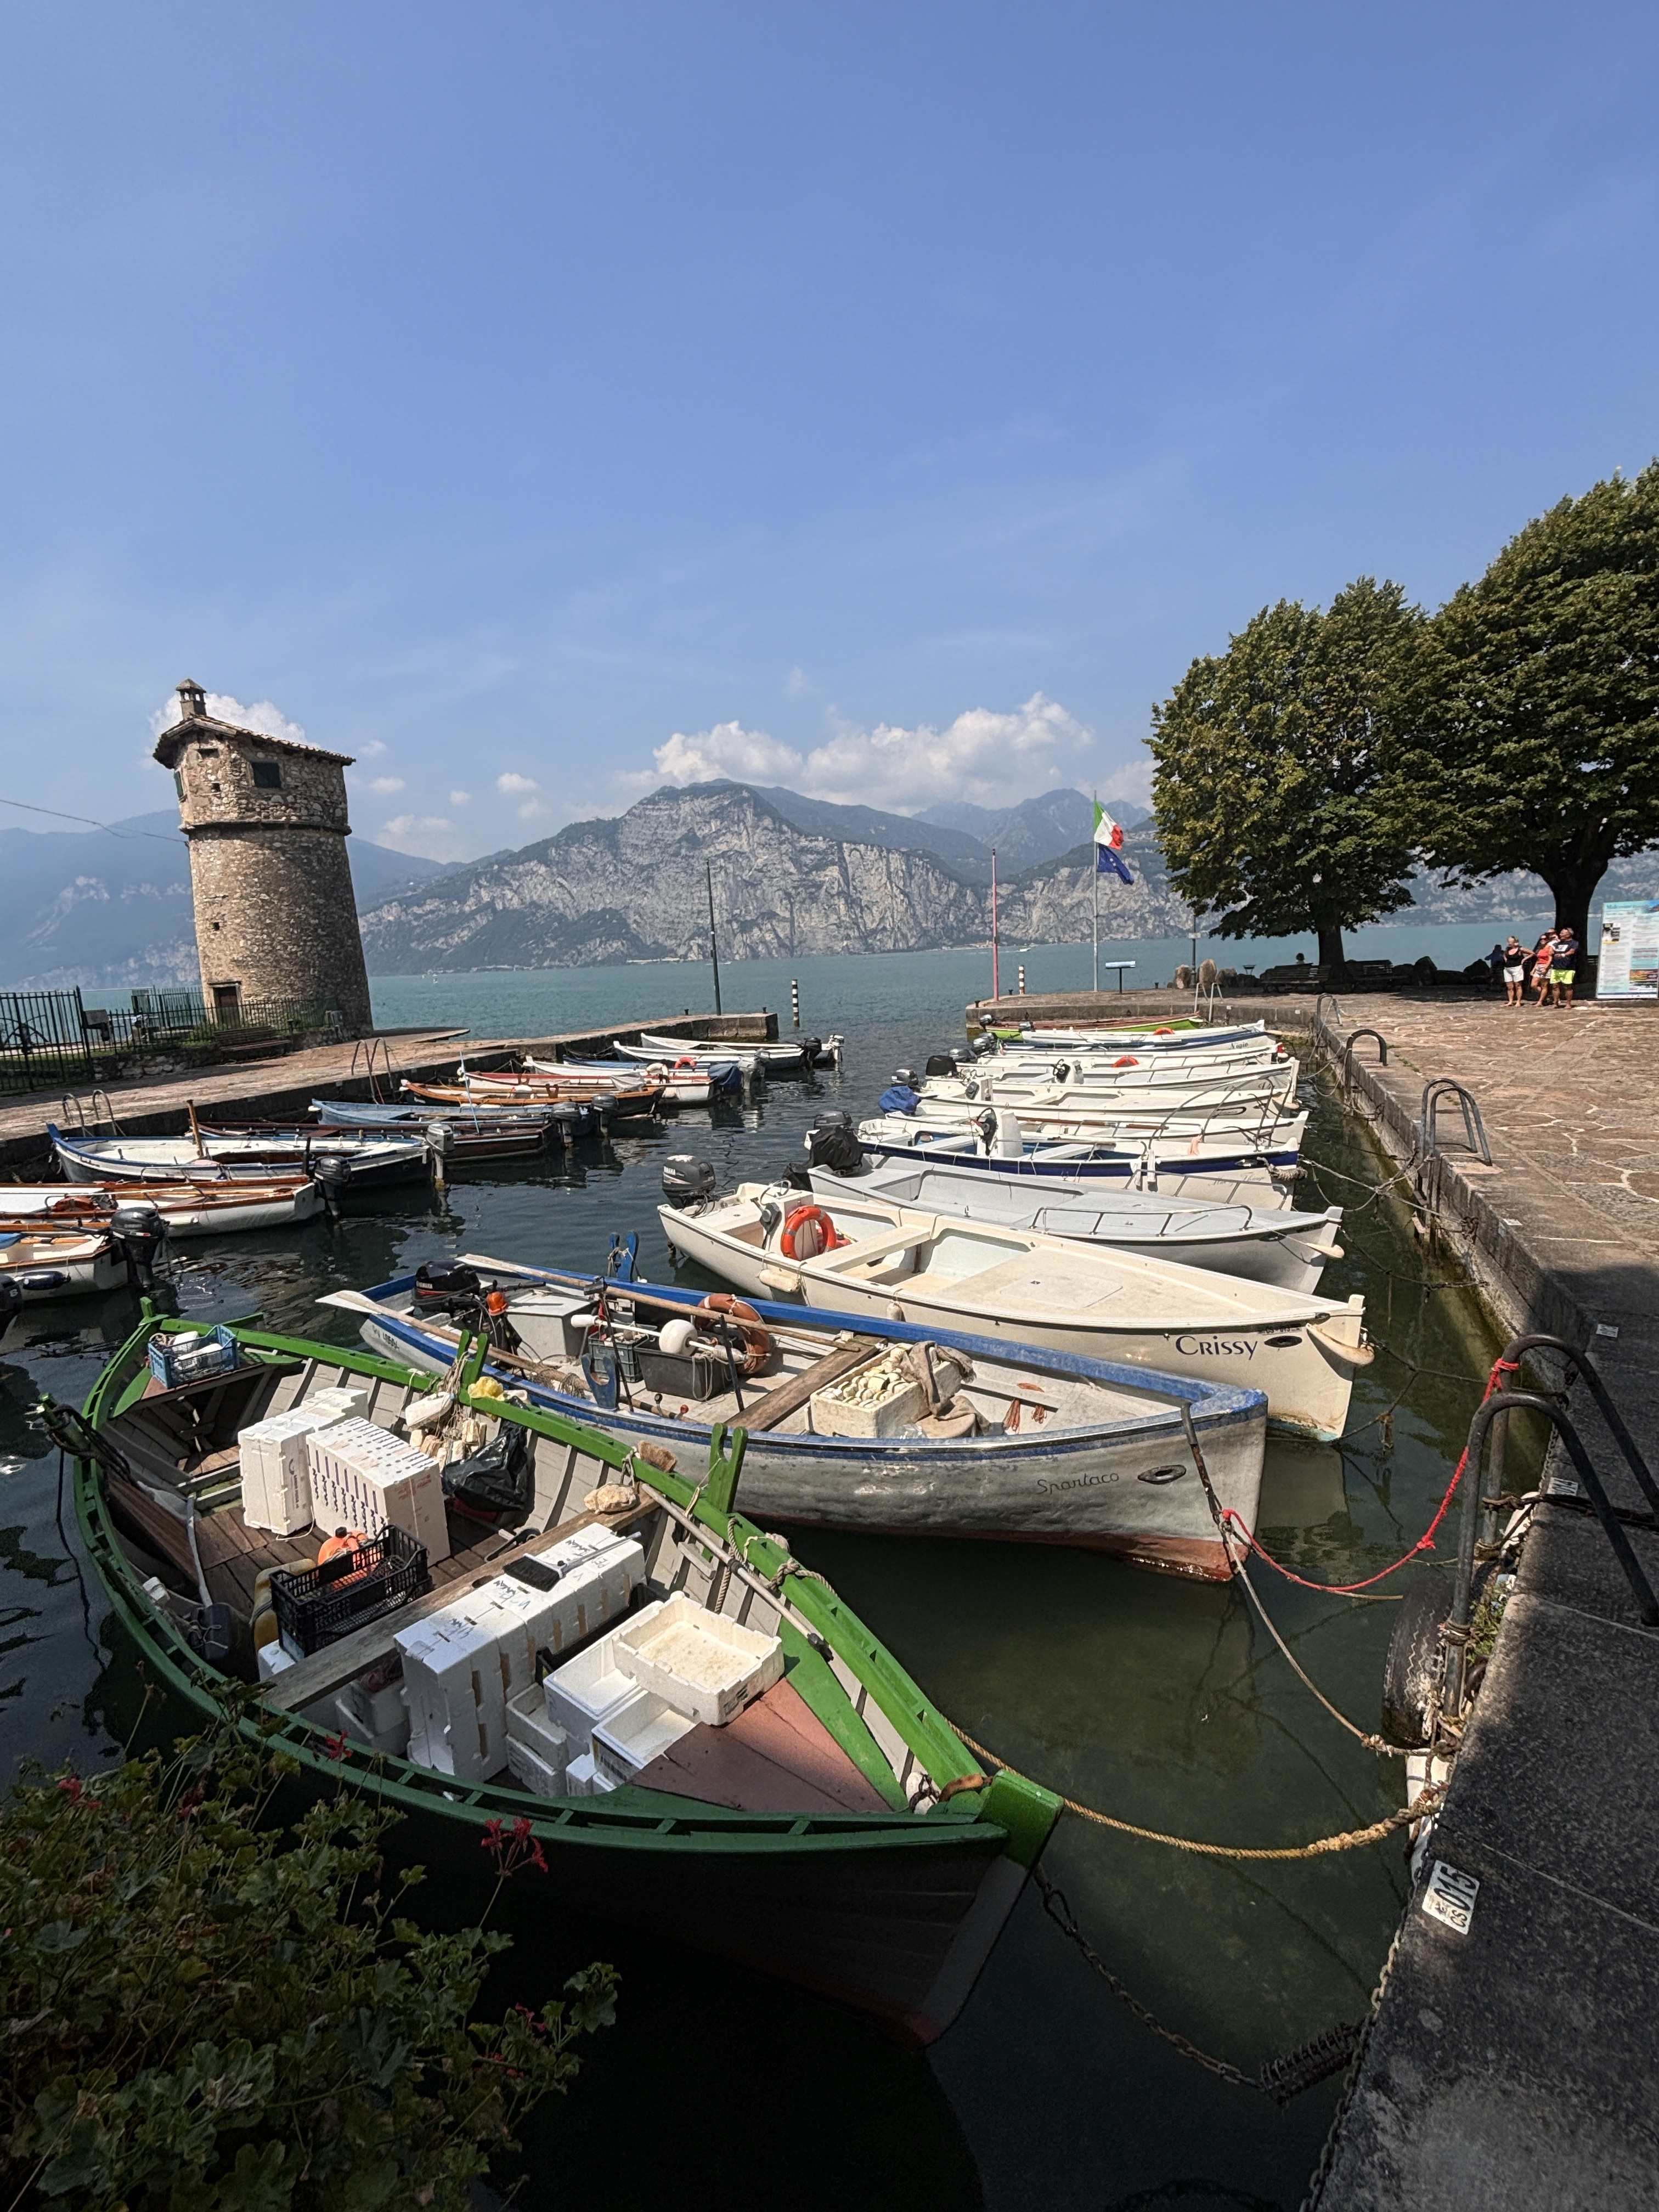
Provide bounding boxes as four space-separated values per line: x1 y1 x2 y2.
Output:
1226 1356 1519 1595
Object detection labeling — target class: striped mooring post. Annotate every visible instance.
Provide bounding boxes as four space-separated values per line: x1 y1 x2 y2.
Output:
791 978 800 1029
1017 964 1026 995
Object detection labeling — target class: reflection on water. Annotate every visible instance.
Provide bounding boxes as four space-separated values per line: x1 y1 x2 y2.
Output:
0 983 1539 2211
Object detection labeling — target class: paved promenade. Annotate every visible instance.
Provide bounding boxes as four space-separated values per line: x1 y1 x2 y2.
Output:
973 986 1659 2206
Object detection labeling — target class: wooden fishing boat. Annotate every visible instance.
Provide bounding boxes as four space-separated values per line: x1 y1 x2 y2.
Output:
0 1224 127 1299
330 1253 1269 1576
56 1314 1060 2043
405 1077 666 1124
858 1112 1308 1185
660 1182 1370 1441
50 1124 430 1190
619 1034 830 1077
528 1055 718 1107
902 1065 1301 1128
0 1178 324 1235
304 1100 553 1161
991 1020 1267 1049
817 1157 1344 1293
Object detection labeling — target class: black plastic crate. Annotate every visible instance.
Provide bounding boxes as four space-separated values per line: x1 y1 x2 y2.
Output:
636 1346 727 1401
270 1525 432 1657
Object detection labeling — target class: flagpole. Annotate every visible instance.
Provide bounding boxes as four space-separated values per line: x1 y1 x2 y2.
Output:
706 860 722 1015
1092 788 1099 994
990 847 1000 1003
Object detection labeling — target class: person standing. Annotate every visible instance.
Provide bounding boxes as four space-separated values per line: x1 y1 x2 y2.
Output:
1486 941 1506 989
1548 926 1580 1007
1501 934 1528 1006
1530 930 1556 1006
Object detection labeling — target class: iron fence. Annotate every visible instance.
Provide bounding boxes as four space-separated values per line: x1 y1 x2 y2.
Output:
0 986 342 1095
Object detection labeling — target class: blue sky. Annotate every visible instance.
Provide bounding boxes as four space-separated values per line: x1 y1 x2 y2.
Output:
2 2 1655 861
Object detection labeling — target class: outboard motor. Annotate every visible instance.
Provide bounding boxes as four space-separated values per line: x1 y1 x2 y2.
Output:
812 1109 852 1132
801 1037 823 1068
923 1054 955 1078
661 1155 717 1205
425 1121 455 1187
413 1259 483 1320
806 1124 864 1177
891 1067 917 1087
949 1045 973 1066
110 1202 167 1295
970 1032 995 1056
312 1155 353 1221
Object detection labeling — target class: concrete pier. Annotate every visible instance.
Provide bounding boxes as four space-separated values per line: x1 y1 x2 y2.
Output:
970 985 1659 2204
0 1008 778 1172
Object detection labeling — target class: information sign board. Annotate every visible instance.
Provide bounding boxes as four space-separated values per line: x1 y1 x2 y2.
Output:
1595 901 1659 1000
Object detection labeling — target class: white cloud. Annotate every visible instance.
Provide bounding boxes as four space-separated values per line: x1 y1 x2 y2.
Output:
516 799 552 823
356 737 390 759
784 666 810 697
376 812 474 863
150 690 307 743
496 771 540 796
449 789 472 806
365 775 405 794
648 692 1098 813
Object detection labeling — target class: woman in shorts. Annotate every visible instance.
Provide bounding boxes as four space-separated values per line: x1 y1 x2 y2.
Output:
1502 935 1527 1006
1530 932 1556 1006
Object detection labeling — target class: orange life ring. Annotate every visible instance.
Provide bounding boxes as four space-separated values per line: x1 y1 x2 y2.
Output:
1112 1054 1139 1066
674 1056 697 1070
693 1293 774 1377
781 1204 845 1261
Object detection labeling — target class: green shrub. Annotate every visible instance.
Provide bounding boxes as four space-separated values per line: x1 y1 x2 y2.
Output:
0 1718 614 2209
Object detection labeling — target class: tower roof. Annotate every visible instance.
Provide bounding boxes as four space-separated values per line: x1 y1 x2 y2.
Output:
151 680 354 770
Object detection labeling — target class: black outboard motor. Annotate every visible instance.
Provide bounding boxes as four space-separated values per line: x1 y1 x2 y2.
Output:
313 1154 353 1221
891 1067 917 1087
924 1054 955 1077
970 1032 995 1056
806 1124 865 1176
110 1202 167 1295
801 1036 823 1068
413 1259 483 1321
661 1156 717 1205
812 1109 852 1133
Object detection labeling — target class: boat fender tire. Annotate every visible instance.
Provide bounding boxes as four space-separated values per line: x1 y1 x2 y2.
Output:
780 1204 844 1261
692 1294 774 1377
1380 1572 1488 1746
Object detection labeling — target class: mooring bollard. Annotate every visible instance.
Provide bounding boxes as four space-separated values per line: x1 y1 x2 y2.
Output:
791 978 800 1030
1018 964 1026 995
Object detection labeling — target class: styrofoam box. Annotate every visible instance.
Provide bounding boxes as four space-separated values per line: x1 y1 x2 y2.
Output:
309 1386 371 1420
809 1372 927 1439
330 1690 409 1759
394 1608 509 1781
563 1751 597 1797
592 1690 698 1787
507 1680 568 1762
238 1408 343 1537
505 1733 566 1798
507 1290 597 1362
481 1532 645 1689
544 1600 668 1745
256 1640 295 1683
308 1417 450 1564
612 1592 785 1726
337 1661 406 1737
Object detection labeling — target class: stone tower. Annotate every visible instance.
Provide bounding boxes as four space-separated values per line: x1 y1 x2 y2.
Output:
153 680 374 1031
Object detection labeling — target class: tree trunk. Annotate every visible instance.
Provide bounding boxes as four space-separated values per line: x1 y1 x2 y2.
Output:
1538 857 1610 977
1316 924 1347 981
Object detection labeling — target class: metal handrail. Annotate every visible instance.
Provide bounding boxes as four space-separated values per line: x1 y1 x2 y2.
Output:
1418 1077 1492 1165
1338 1028 1388 1099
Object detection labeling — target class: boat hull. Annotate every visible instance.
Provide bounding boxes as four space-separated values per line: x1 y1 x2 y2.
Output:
0 1243 126 1299
860 1124 1304 1189
665 1209 1360 1444
0 1182 324 1235
50 1126 428 1189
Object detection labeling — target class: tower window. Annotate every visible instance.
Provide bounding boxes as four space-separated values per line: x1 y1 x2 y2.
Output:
173 770 185 802
252 760 283 789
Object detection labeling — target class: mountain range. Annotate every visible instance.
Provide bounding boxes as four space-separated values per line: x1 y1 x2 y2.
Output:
2 787 1655 990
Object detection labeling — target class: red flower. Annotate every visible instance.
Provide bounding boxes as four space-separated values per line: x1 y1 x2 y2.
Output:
56 1775 84 1802
323 1731 353 1763
481 1814 547 1878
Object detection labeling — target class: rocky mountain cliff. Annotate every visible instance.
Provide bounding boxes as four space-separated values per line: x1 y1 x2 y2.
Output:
356 779 1659 976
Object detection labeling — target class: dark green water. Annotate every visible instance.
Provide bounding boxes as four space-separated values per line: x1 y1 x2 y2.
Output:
0 982 1532 2211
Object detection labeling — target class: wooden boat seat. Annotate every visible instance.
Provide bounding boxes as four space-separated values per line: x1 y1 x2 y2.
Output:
631 1678 891 1815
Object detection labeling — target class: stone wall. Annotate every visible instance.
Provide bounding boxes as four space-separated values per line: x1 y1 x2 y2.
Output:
189 825 373 1028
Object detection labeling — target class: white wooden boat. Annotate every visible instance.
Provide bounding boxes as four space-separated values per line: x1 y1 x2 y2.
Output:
50 1124 429 1189
333 1255 1269 1579
660 1183 1369 1441
815 1158 1343 1293
526 1055 715 1107
0 1226 127 1300
857 1116 1307 1190
994 1020 1269 1051
916 1062 1300 1120
866 1098 1311 1150
0 1179 324 1236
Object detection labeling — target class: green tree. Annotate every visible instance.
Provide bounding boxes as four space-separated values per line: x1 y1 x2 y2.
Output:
1148 578 1423 976
1386 463 1659 949
1 1716 616 2209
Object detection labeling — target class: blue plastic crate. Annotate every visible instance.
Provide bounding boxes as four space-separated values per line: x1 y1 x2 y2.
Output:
148 1324 242 1391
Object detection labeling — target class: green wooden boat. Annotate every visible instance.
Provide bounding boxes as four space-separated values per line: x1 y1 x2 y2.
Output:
59 1311 1060 2045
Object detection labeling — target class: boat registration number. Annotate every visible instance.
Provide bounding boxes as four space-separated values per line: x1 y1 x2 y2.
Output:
1420 1860 1480 1937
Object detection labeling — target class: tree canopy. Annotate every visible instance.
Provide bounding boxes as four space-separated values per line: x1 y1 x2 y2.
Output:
1384 462 1659 945
1148 577 1423 973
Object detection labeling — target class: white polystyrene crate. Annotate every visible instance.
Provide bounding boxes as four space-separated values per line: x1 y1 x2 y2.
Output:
330 1690 409 1759
543 1600 667 1745
394 1609 508 1781
307 1419 450 1563
506 1680 568 1762
238 1408 339 1537
592 1690 698 1787
309 1386 371 1420
612 1592 784 1726
483 1537 645 1682
337 1660 406 1738
563 1751 597 1797
505 1734 566 1799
